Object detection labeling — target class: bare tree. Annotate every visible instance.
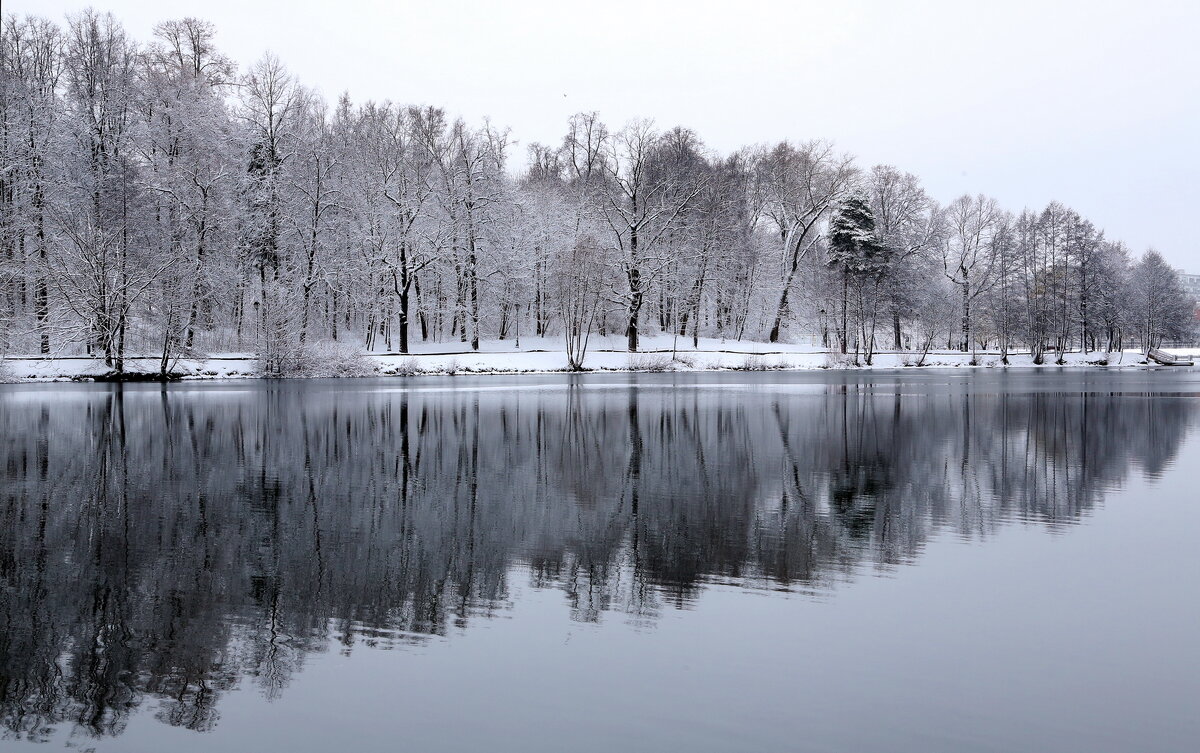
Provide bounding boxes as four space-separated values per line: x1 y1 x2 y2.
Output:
867 165 942 349
239 53 301 372
601 119 705 351
941 194 1001 360
1130 249 1193 351
752 140 856 343
1 16 63 354
57 10 143 370
140 17 238 370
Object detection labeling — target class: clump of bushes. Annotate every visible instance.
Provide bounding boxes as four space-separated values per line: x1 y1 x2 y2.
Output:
385 357 421 376
821 351 858 369
627 353 673 372
732 354 769 371
277 340 377 378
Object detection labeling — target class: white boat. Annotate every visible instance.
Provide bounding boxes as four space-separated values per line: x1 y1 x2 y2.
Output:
1147 348 1195 366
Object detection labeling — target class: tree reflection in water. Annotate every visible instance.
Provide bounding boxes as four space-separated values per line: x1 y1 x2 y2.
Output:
1 375 1193 741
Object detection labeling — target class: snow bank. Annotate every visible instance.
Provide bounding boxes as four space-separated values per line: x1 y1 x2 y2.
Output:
3 336 1191 382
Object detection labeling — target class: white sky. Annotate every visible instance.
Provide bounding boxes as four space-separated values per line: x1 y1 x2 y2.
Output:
11 0 1200 269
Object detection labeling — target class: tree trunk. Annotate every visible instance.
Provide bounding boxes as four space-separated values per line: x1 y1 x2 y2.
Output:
626 282 642 352
770 229 811 344
626 216 641 351
840 273 849 354
34 180 50 354
960 278 970 353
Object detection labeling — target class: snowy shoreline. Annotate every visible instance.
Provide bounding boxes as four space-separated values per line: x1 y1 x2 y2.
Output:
3 336 1195 382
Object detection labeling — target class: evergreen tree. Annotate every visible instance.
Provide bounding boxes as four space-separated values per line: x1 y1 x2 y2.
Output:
827 195 890 356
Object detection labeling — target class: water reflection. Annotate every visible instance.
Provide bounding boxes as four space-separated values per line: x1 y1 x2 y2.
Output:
0 375 1195 742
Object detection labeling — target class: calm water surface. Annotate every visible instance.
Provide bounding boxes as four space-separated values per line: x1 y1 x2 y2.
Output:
2 370 1199 752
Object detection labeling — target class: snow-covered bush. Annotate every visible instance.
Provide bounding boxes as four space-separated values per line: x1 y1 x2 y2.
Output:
822 351 858 369
279 340 376 378
628 353 673 372
389 357 421 376
734 354 769 371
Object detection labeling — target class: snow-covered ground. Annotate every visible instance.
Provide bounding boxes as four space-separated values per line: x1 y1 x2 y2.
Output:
2 335 1196 381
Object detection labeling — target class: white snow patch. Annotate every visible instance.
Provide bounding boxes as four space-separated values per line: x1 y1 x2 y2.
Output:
1 338 1188 382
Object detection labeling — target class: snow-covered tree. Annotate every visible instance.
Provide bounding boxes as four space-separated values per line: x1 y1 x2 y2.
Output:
827 193 890 360
1129 249 1194 351
752 140 856 343
941 194 1002 360
0 9 1191 372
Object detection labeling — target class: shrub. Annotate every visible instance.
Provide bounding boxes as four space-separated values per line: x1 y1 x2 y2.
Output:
388 357 421 376
822 351 858 369
281 340 377 378
733 354 769 371
628 353 673 372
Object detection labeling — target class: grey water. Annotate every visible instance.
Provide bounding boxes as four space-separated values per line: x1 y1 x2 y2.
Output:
2 370 1198 753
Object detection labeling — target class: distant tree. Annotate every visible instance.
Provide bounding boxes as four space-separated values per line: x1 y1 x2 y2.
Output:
941 194 1002 361
56 10 154 371
1 16 63 355
1094 240 1132 353
752 140 856 343
826 194 890 362
601 118 705 352
867 165 942 349
1129 249 1193 351
239 53 301 371
140 17 238 370
556 233 606 370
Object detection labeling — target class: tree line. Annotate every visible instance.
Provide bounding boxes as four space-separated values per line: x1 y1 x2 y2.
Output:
2 12 1195 372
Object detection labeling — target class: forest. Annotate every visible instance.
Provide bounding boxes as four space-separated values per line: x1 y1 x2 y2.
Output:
2 11 1196 374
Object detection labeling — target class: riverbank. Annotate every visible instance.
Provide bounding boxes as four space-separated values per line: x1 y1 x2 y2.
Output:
2 335 1195 381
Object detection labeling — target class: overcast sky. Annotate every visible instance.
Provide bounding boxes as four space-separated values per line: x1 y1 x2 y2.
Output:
11 0 1200 269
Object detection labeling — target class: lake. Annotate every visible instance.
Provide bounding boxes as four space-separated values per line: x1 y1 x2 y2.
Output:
2 370 1198 752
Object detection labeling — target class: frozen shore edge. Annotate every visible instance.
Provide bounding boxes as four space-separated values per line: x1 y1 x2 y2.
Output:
3 341 1196 384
